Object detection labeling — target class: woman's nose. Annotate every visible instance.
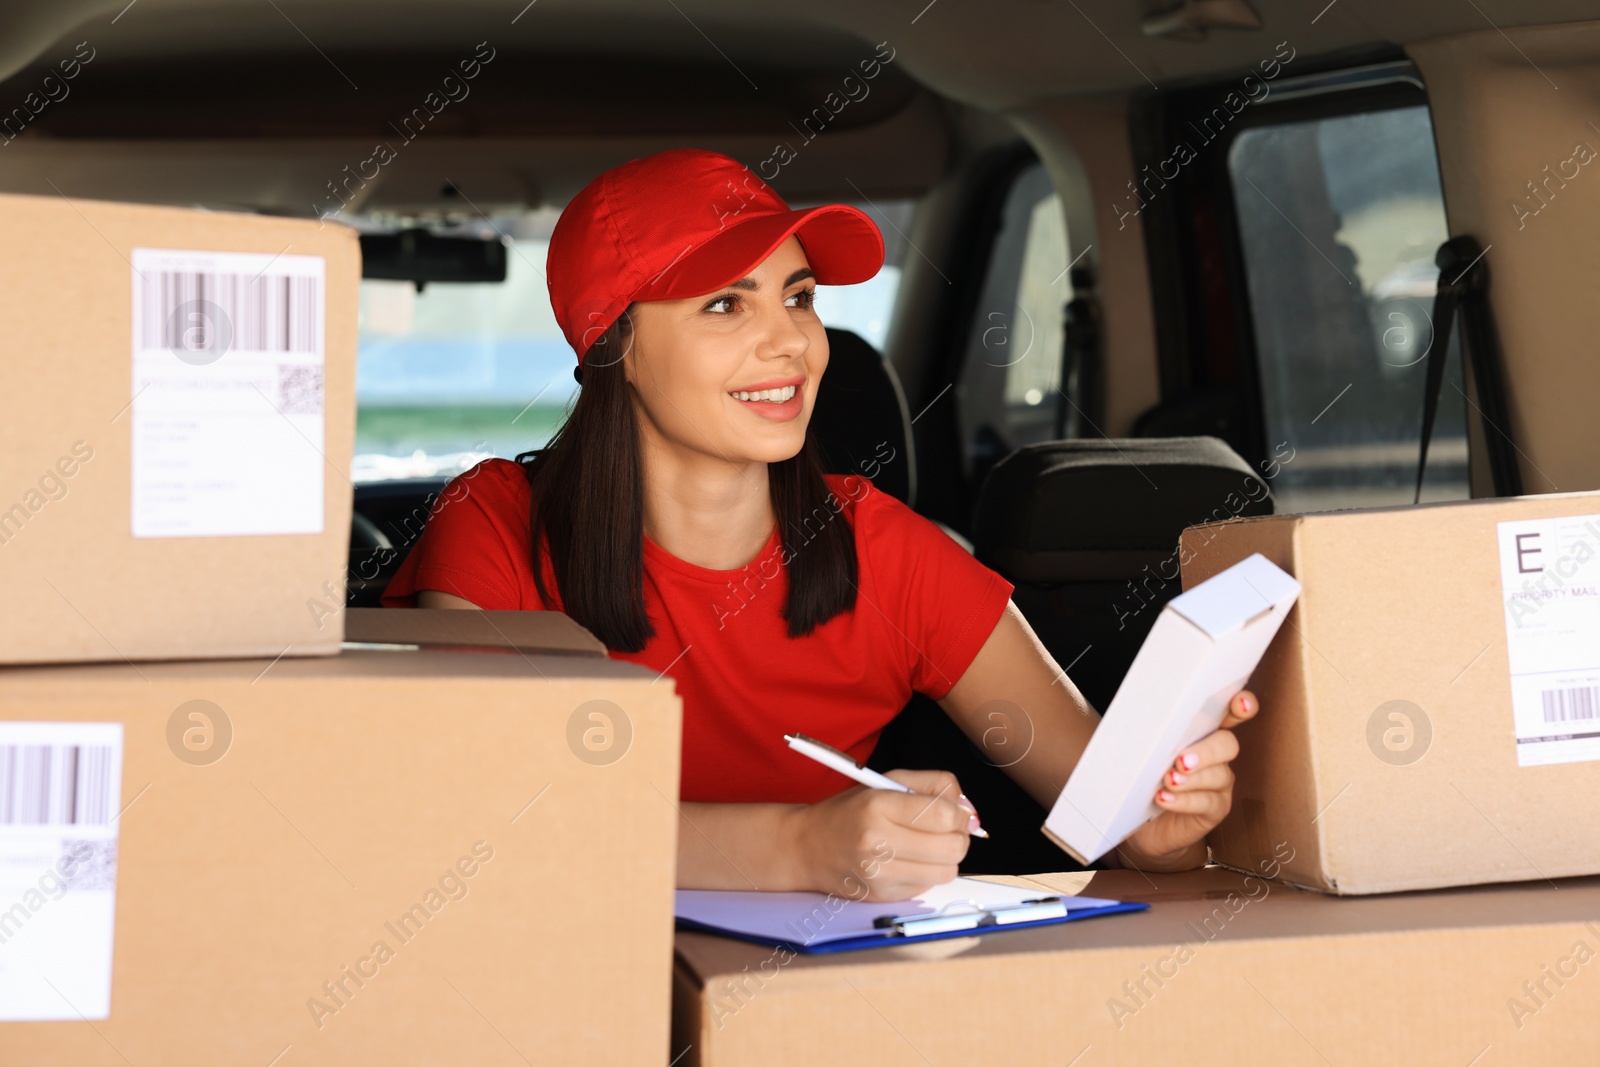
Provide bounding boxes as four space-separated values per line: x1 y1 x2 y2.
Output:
756 301 811 358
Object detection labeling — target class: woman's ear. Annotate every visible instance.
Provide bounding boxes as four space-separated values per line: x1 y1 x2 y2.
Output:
619 340 636 389
614 306 638 387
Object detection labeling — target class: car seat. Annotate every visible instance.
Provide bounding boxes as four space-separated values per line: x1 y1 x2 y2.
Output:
809 327 918 508
971 436 1275 714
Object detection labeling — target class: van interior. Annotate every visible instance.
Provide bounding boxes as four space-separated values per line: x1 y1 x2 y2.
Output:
4 0 1595 872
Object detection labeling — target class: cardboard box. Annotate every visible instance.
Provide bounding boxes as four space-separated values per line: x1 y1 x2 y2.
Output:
1179 491 1600 894
1045 554 1299 864
672 865 1600 1066
0 192 360 665
343 606 607 657
0 610 683 1065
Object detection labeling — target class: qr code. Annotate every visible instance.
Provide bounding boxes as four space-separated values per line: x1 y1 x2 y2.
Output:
59 838 117 892
278 363 325 415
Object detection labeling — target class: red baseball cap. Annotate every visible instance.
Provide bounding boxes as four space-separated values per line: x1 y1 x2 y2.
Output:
546 148 886 364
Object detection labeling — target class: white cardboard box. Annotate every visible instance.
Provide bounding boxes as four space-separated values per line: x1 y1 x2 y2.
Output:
1044 553 1300 864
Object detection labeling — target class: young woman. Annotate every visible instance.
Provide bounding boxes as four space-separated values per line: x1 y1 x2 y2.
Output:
382 147 1259 901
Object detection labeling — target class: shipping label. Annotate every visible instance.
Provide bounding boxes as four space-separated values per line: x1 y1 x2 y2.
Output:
1498 514 1600 766
0 722 123 1020
131 247 327 537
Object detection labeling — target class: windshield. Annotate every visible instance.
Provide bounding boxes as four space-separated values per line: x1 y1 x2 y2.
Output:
353 200 911 483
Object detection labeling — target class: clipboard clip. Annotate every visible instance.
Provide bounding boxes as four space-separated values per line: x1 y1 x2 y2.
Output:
872 896 1068 938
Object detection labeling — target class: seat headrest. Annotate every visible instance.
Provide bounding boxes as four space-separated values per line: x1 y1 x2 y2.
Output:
972 436 1273 583
810 327 916 507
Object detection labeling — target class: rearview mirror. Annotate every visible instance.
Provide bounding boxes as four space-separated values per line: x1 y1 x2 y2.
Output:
359 229 508 287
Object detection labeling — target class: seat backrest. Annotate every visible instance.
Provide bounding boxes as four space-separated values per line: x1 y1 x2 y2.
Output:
971 435 1274 714
810 327 916 507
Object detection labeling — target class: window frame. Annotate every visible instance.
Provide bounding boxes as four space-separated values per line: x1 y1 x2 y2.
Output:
912 140 1046 536
1132 50 1445 477
952 157 1073 490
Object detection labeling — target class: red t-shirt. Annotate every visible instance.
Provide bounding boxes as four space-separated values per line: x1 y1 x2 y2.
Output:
380 458 1014 804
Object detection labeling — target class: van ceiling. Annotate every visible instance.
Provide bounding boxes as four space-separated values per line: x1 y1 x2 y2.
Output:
0 0 1593 213
2 0 1594 111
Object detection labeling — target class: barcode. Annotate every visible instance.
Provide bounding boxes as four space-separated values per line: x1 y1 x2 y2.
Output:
278 363 325 415
138 270 319 353
1541 686 1600 723
0 745 116 826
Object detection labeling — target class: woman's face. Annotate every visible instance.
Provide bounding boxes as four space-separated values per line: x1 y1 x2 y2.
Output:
623 235 827 467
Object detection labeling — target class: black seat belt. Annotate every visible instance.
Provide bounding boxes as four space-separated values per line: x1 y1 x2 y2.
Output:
1415 236 1523 504
1057 262 1102 440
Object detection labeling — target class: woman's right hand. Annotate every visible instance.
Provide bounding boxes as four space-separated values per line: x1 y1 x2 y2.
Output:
787 769 979 901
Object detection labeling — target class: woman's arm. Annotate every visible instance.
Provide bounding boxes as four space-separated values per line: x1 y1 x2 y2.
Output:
417 589 480 609
935 600 1258 872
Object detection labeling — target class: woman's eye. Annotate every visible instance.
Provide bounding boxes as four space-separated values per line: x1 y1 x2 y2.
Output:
787 288 817 310
704 295 738 314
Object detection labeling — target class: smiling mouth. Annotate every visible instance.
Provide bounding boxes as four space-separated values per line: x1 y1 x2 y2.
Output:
727 384 799 403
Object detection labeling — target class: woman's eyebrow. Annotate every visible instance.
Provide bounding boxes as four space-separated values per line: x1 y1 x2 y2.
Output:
724 268 817 291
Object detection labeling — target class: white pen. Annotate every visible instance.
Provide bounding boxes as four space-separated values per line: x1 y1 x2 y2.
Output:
783 732 990 838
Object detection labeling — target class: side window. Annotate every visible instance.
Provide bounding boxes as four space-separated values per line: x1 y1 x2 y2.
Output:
797 198 914 352
354 208 567 483
1228 104 1467 512
955 160 1073 488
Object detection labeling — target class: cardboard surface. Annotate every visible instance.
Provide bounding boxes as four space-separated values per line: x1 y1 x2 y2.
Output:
673 865 1600 1066
1045 554 1300 864
0 646 682 1065
1180 491 1600 894
344 607 608 658
0 191 360 665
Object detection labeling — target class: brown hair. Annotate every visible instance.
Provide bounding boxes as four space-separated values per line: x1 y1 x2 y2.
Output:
516 304 858 652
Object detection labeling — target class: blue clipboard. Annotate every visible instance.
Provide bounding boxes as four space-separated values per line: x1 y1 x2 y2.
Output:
675 882 1148 955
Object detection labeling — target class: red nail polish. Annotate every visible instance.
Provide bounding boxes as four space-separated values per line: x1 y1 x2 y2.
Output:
1158 790 1172 804
1181 752 1199 771
1170 770 1186 786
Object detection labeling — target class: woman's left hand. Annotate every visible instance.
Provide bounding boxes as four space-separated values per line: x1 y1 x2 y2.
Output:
1120 689 1259 869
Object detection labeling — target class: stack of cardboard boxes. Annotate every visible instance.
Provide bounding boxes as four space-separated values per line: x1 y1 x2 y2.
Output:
0 194 683 1064
673 493 1600 1064
8 189 1598 1065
